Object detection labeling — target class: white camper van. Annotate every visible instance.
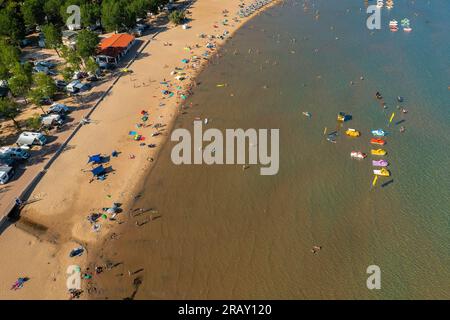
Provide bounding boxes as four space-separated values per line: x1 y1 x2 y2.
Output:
0 165 14 185
41 114 64 129
16 132 47 147
0 147 30 160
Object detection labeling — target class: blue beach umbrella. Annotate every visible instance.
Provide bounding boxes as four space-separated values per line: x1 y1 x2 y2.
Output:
88 154 103 164
91 165 105 177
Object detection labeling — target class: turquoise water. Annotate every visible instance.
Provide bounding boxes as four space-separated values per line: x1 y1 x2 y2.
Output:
112 0 450 299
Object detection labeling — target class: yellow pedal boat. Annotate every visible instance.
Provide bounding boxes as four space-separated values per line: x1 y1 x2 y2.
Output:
345 128 361 137
373 168 390 177
371 149 387 156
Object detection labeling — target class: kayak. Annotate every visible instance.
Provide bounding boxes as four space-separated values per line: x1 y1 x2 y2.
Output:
351 151 367 159
69 247 84 258
327 131 338 143
370 138 386 145
371 149 387 156
373 168 390 177
372 160 389 167
345 128 361 137
371 129 386 137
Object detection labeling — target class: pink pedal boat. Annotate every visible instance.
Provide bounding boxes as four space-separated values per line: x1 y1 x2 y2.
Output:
372 160 389 167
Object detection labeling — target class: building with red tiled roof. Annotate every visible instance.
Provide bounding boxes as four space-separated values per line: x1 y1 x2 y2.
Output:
95 33 136 68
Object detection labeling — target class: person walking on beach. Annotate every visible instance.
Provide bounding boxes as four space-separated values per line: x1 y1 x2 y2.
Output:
15 197 22 207
11 277 29 290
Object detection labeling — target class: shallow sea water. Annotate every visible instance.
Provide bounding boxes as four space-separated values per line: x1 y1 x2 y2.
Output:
107 0 450 299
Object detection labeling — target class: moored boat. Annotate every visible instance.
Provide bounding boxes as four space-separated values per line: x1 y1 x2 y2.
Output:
389 20 398 27
371 129 386 137
337 112 347 122
401 18 410 27
371 149 387 156
351 151 367 159
372 159 389 167
326 131 338 143
370 138 386 145
401 18 412 32
373 168 390 177
345 128 361 137
389 19 399 31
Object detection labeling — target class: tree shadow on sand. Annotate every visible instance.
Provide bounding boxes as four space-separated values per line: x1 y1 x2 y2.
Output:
26 141 62 166
76 91 108 105
123 276 143 300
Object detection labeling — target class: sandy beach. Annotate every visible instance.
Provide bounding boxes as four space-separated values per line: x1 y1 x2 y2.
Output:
0 0 280 300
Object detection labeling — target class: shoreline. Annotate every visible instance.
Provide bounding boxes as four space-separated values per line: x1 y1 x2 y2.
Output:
0 0 280 299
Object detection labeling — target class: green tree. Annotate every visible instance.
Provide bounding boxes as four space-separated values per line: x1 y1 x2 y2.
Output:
62 66 75 82
61 45 82 71
124 4 138 29
42 23 62 56
81 2 101 27
26 113 42 131
0 39 20 79
169 10 186 26
128 0 150 19
84 57 98 75
28 87 47 113
101 0 136 32
148 0 163 14
76 29 99 63
8 63 33 103
32 72 57 98
0 96 21 130
21 0 45 27
29 73 57 112
0 2 26 43
44 0 64 26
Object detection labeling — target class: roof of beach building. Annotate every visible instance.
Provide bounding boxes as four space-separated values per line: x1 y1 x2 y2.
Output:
97 33 135 58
